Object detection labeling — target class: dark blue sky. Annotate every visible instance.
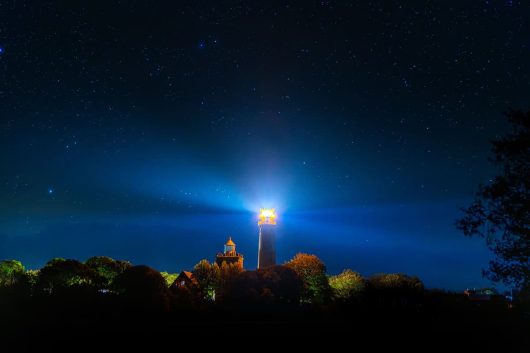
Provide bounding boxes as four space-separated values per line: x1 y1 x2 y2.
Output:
1 1 529 290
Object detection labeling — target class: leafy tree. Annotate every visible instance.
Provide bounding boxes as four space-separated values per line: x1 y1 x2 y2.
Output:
329 269 365 300
0 260 26 287
114 265 171 311
85 256 132 289
36 259 96 293
225 265 302 305
259 265 303 304
215 262 243 301
368 273 424 292
367 273 424 307
457 110 530 289
285 253 331 303
160 272 179 287
192 259 220 300
114 265 168 295
25 269 39 289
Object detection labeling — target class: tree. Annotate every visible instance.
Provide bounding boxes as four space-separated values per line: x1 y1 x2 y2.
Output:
160 272 179 287
192 259 220 300
366 273 424 307
329 269 365 300
457 110 530 289
285 253 331 303
368 273 424 292
259 265 303 304
36 258 96 293
85 256 132 289
0 260 26 287
227 265 303 305
113 265 171 311
215 262 243 301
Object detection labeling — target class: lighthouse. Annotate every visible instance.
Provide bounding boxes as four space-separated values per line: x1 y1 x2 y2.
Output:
257 208 277 269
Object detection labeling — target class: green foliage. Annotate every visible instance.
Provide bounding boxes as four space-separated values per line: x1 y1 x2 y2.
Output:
37 259 96 293
217 262 243 295
0 260 26 287
368 273 424 292
329 269 365 299
286 253 331 303
85 256 132 288
25 269 39 288
46 258 66 266
160 272 179 287
457 110 530 288
192 259 220 300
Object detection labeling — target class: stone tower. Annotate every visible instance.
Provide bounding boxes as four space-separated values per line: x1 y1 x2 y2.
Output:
215 236 244 269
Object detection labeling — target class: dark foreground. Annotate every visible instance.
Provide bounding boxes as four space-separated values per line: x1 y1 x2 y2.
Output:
2 298 529 351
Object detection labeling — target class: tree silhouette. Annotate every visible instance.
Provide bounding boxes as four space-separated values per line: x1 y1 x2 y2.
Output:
457 110 530 289
215 262 243 301
36 258 96 293
113 265 171 312
85 256 132 289
366 273 424 308
226 265 302 305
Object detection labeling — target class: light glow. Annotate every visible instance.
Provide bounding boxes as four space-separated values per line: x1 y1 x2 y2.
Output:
258 208 277 225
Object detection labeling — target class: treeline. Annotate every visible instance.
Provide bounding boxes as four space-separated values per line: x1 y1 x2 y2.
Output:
1 253 528 351
0 253 427 311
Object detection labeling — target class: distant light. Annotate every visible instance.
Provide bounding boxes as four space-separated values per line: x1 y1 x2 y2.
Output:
198 41 205 49
0 47 3 54
48 188 53 194
261 209 274 217
258 208 277 225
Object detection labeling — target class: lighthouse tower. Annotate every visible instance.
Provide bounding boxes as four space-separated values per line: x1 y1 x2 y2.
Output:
257 208 277 269
215 236 244 270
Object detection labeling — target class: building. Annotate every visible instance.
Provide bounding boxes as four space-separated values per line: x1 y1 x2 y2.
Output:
215 236 244 269
258 208 277 269
173 271 198 288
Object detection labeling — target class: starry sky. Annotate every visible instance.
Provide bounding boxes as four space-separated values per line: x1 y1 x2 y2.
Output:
1 1 529 290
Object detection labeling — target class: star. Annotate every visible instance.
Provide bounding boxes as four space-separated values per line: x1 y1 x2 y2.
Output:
48 188 54 194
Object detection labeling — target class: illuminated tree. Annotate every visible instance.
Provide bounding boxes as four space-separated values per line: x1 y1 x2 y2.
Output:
329 269 365 300
457 110 530 289
85 256 132 288
192 259 220 300
286 253 331 303
0 260 26 287
25 269 39 289
160 272 179 287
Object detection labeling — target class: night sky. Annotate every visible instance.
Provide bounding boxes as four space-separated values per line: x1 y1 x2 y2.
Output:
1 1 529 290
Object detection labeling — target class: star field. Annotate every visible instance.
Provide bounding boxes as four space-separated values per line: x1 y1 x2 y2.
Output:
1 1 529 289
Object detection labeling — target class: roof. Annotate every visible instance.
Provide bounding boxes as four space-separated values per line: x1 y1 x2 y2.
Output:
225 236 235 246
174 271 198 286
181 271 193 279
